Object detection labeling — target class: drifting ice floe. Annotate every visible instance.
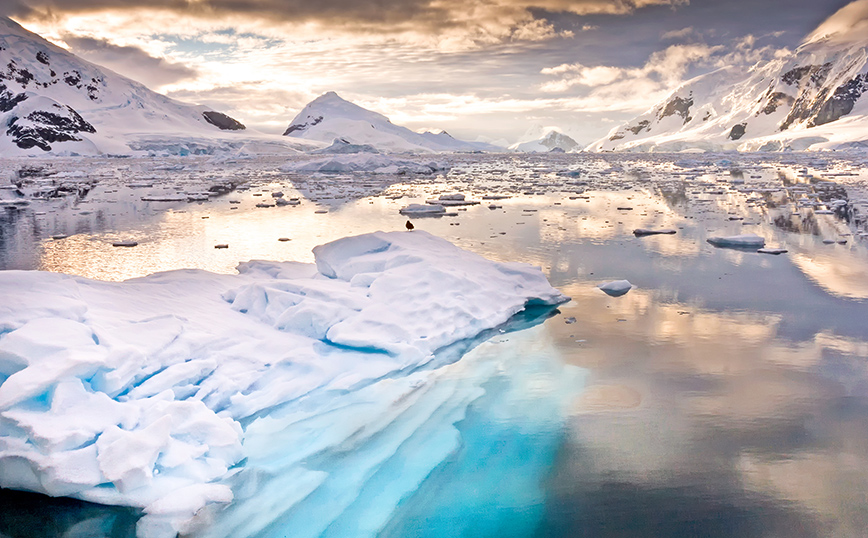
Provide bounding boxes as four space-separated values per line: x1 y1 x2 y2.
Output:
399 203 447 216
0 231 567 537
706 234 766 249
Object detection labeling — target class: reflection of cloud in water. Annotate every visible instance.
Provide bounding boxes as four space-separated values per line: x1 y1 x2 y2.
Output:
790 252 868 300
547 279 868 536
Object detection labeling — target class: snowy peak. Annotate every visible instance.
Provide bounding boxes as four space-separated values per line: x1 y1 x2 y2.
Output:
510 127 579 153
0 16 246 154
283 92 501 153
284 91 390 136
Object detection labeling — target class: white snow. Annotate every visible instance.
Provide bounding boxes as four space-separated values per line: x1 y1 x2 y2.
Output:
0 231 567 536
598 280 633 297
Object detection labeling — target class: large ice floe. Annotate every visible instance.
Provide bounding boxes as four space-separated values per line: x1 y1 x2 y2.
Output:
0 231 568 537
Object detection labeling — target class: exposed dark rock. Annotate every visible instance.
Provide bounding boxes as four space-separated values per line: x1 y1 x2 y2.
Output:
6 104 96 151
36 51 49 65
811 74 867 126
609 133 625 141
658 95 693 124
761 92 794 115
702 111 712 121
627 120 651 135
3 61 35 87
63 71 81 88
0 83 27 112
284 115 323 135
728 123 747 140
782 63 832 87
202 111 246 130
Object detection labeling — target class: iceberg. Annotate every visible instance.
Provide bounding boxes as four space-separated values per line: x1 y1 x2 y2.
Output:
0 231 567 537
598 280 633 297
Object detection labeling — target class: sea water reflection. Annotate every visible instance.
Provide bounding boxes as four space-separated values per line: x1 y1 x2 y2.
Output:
1 153 868 537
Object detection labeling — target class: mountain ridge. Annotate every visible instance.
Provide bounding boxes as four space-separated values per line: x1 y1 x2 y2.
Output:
588 4 868 152
0 17 250 155
283 91 502 153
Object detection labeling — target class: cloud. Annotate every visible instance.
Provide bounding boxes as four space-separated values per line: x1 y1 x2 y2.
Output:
60 34 198 87
5 0 690 47
803 0 868 45
540 42 720 93
661 26 696 40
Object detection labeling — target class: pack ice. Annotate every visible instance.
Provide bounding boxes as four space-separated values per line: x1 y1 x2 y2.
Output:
0 231 567 536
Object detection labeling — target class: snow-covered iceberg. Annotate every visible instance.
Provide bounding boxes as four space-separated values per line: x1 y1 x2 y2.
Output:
0 231 567 536
706 234 766 249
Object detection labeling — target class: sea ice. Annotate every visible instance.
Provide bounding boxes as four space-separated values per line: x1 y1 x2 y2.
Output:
0 231 567 537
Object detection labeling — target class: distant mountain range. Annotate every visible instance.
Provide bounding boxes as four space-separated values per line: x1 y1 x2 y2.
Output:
589 6 868 152
283 91 502 153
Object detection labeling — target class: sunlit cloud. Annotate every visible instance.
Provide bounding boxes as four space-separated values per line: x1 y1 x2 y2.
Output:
59 34 198 88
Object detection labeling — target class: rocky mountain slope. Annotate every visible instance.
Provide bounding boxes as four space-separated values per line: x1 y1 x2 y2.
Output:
0 17 249 155
589 3 868 152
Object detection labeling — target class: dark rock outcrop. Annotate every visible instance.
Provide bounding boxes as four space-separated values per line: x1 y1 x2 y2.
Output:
658 95 693 124
284 115 322 135
202 111 246 130
728 123 747 140
7 103 96 151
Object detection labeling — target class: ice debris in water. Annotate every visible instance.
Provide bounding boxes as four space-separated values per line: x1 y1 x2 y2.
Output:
598 280 633 297
279 154 446 175
0 231 567 537
706 234 766 249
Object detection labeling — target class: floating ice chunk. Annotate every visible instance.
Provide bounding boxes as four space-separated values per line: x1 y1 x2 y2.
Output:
757 248 788 255
706 234 765 249
633 228 676 236
598 280 633 297
399 203 445 216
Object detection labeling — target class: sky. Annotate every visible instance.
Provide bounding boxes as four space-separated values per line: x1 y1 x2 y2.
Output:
3 0 855 145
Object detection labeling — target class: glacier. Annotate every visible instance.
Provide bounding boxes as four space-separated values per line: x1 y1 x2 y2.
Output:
0 230 570 537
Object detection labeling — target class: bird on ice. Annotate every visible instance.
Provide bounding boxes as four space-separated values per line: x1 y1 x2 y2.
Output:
405 220 414 231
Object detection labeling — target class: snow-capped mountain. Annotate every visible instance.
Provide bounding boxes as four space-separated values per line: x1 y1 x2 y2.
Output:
510 126 580 153
283 92 502 153
589 3 868 152
0 17 248 155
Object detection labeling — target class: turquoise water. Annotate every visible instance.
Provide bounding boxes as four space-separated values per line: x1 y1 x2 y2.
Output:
2 153 868 537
